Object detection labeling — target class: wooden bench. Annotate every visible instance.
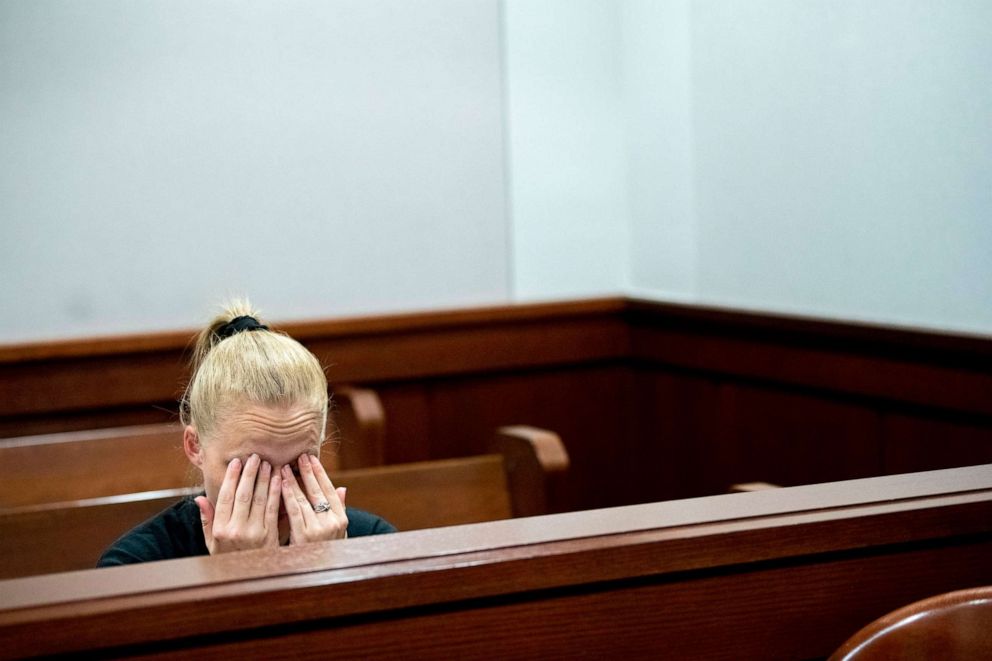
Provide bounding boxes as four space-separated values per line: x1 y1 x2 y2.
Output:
0 464 988 660
0 426 568 579
0 386 386 508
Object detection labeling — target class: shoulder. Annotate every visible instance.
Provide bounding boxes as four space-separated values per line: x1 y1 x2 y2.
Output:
97 497 206 567
345 507 398 536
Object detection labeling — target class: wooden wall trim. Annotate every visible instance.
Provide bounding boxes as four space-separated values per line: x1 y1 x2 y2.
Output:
8 296 987 367
624 298 992 363
0 298 629 363
0 298 630 421
0 296 988 435
624 299 992 416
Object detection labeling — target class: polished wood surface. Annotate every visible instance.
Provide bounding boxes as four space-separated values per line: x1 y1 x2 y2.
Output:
1 298 990 512
625 299 992 417
0 299 629 426
0 426 568 578
0 488 190 578
0 386 387 507
0 464 988 659
0 423 188 507
830 586 992 660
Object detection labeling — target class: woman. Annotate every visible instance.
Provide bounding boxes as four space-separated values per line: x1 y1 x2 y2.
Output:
99 300 395 566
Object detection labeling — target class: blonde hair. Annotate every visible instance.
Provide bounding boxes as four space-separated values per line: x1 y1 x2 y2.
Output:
180 298 328 445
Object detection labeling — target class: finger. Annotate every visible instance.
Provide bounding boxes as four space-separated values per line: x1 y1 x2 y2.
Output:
298 454 328 508
336 486 347 509
232 453 261 522
194 496 215 552
213 458 242 525
249 460 271 524
309 454 346 517
264 472 281 546
283 464 317 528
282 466 313 537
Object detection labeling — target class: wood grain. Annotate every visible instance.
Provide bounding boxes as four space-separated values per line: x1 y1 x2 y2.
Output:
1 297 990 513
0 465 989 659
0 427 568 578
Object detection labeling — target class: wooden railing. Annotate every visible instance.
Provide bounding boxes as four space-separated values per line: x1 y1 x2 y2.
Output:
0 464 988 659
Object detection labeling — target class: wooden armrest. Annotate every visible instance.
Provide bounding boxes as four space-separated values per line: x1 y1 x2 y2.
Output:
328 385 386 469
491 426 569 518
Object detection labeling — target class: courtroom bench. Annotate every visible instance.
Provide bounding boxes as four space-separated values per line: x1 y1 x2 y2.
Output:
0 464 989 660
0 426 568 578
0 386 385 508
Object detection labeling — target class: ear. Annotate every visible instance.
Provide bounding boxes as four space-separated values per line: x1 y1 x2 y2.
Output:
183 425 204 468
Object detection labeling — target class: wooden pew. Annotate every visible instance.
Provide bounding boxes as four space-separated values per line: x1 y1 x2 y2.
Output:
0 386 385 508
0 464 988 660
0 426 568 579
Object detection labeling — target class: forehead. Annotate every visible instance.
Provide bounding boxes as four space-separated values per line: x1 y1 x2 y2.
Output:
209 402 321 460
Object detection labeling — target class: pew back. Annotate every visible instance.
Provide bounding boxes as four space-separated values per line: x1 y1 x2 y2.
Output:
0 424 188 507
0 464 988 660
0 386 386 508
0 426 568 578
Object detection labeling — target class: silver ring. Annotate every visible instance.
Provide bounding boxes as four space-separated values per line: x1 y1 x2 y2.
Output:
313 501 331 513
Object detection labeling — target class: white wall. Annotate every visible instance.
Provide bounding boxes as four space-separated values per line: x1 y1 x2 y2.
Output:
503 0 629 300
509 0 992 334
0 0 508 342
621 0 696 301
3 1 990 343
630 0 992 334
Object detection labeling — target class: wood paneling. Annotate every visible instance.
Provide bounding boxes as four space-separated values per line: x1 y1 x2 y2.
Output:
0 299 629 435
418 367 628 512
1 298 990 510
626 299 992 417
711 385 882 488
625 368 722 502
372 384 432 464
883 413 992 475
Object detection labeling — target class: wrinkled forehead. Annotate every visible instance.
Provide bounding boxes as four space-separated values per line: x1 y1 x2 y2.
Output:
208 402 322 465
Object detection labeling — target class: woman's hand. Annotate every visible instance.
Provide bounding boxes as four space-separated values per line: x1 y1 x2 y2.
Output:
194 454 282 554
281 454 349 545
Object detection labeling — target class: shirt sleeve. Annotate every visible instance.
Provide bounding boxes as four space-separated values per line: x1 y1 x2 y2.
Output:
345 507 398 536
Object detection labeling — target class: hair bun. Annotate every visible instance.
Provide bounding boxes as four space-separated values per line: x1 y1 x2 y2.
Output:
215 316 269 341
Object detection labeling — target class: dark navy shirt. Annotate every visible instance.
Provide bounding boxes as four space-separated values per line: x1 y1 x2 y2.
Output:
98 497 396 567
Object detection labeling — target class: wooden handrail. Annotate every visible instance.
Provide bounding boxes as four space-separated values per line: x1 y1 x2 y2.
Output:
0 464 988 659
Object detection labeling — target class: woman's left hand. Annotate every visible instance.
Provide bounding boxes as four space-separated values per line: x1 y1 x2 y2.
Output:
281 454 348 545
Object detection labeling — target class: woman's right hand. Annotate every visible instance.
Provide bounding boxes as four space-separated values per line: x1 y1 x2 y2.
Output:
194 454 282 554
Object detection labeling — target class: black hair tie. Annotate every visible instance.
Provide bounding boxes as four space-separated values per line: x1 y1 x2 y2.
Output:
216 315 269 341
